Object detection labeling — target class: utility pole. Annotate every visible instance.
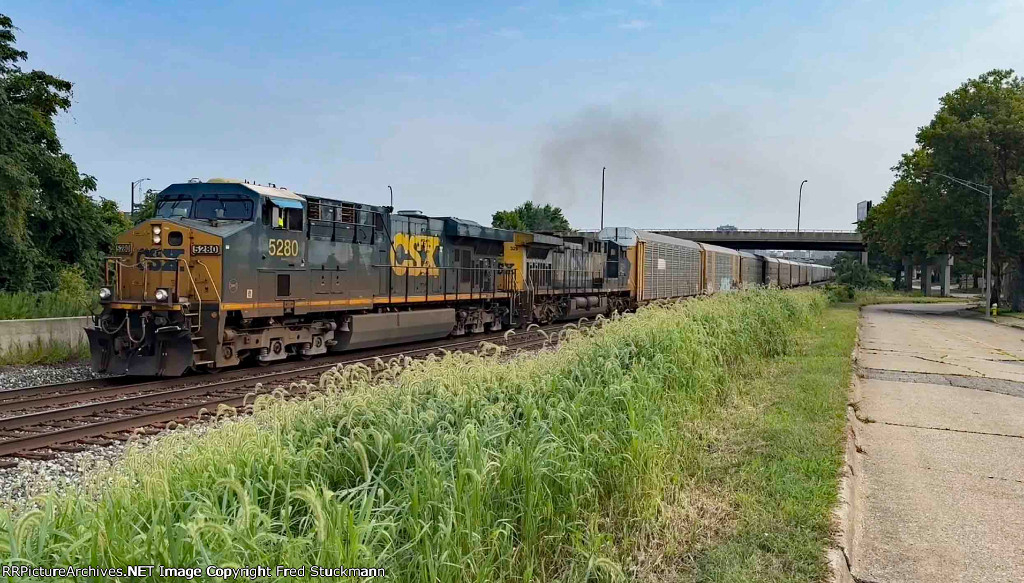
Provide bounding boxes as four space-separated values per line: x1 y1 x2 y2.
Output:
600 166 606 230
797 179 808 233
987 184 993 311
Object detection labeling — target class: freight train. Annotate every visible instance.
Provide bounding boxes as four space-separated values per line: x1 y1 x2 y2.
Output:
86 179 833 376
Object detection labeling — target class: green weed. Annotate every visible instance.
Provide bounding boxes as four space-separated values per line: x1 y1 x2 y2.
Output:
0 289 830 582
0 338 90 366
0 265 97 320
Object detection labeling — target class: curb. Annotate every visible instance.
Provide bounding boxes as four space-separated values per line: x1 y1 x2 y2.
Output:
831 329 865 583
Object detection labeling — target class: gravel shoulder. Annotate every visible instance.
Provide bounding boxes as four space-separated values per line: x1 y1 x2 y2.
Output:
0 362 111 391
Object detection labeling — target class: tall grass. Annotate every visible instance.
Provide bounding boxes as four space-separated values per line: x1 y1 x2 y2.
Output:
0 289 825 581
0 291 96 320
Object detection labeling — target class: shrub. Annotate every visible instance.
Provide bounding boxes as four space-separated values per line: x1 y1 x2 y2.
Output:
832 255 891 290
0 266 96 320
824 283 855 303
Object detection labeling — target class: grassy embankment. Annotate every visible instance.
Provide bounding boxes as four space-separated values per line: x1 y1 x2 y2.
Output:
826 283 975 307
0 288 855 582
851 290 971 307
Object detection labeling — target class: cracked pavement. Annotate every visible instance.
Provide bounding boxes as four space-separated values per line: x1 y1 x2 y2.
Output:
852 303 1024 583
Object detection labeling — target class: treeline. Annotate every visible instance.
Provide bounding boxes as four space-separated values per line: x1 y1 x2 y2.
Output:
861 69 1024 307
0 13 128 293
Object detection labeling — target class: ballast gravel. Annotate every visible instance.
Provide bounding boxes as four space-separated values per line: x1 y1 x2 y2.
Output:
0 418 234 516
0 362 112 391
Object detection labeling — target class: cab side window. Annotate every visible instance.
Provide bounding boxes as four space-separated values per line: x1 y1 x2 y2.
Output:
264 200 304 231
285 208 303 231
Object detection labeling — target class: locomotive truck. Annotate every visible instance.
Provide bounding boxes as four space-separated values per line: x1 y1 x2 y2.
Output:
86 179 832 376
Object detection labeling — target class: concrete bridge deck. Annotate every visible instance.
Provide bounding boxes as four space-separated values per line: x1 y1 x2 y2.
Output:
652 229 864 251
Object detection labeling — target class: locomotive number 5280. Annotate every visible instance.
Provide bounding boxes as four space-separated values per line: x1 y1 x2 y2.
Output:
268 239 300 257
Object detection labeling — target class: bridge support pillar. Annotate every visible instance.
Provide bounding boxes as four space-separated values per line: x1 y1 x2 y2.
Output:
861 250 868 266
937 254 953 297
921 262 932 296
902 257 913 292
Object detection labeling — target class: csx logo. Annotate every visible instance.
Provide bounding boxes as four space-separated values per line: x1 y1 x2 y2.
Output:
136 248 184 272
390 233 440 277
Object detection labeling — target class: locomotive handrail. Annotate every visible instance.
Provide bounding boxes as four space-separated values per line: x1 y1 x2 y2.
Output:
525 266 607 296
195 260 222 303
102 256 220 328
179 258 203 331
373 264 517 304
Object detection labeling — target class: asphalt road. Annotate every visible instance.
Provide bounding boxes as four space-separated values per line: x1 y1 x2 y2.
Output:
852 303 1024 583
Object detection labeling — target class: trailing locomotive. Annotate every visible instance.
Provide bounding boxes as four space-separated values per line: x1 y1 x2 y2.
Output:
87 179 832 376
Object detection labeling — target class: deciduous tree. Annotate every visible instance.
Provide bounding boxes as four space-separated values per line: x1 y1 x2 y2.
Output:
491 201 571 232
864 69 1024 307
0 14 125 290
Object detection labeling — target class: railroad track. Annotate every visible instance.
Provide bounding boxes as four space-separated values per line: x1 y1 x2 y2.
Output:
0 322 582 465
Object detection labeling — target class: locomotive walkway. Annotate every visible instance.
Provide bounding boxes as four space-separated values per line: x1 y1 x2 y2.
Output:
848 303 1024 582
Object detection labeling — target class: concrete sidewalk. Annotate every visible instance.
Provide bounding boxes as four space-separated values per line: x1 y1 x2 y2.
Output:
850 303 1024 582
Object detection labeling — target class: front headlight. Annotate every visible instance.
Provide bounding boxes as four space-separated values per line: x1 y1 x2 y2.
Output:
152 225 162 235
154 288 169 302
152 235 162 244
99 287 112 301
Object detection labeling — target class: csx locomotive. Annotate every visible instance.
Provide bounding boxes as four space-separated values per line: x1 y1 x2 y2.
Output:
86 179 833 376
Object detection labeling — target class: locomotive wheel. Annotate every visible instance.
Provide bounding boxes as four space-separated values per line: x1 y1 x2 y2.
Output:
299 353 313 361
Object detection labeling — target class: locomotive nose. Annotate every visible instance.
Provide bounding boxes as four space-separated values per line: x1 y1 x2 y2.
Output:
90 219 224 375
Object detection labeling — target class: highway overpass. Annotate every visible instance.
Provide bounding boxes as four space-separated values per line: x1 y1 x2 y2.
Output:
652 229 864 252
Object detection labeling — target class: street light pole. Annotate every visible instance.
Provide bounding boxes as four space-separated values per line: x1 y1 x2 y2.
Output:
987 184 993 311
797 179 808 233
600 166 606 231
130 177 150 221
388 185 393 209
932 172 994 314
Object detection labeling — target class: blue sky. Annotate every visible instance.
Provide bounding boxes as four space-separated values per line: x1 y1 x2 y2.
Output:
5 0 1023 229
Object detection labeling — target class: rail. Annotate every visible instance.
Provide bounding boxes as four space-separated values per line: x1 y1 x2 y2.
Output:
0 321 581 461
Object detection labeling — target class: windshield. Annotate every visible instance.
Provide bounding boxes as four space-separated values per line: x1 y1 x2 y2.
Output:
153 196 254 221
155 198 192 219
194 198 254 221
